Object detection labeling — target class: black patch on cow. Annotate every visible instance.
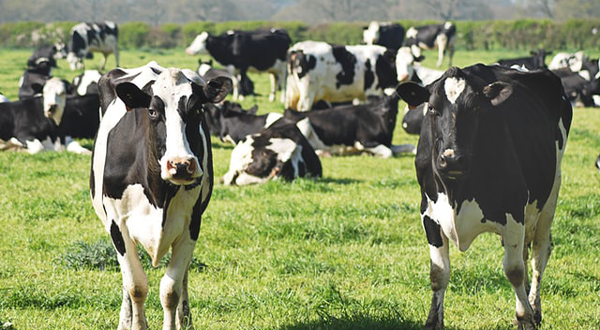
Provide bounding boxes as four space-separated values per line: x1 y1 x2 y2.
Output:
110 220 126 256
423 215 443 248
71 31 86 55
375 50 398 90
332 46 356 88
364 59 375 91
161 185 179 228
292 51 316 80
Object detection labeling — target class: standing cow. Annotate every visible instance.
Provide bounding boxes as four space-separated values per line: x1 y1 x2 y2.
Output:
67 21 119 71
90 62 231 329
186 28 291 102
404 22 456 67
285 41 398 111
397 64 572 330
363 21 405 51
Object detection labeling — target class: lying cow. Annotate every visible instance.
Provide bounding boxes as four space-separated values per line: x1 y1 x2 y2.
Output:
203 101 282 144
285 41 398 111
27 43 66 70
363 21 405 51
91 62 231 329
284 86 414 158
496 49 552 70
18 61 56 99
186 28 291 102
0 78 90 154
397 64 572 330
404 22 456 67
552 67 600 107
221 120 322 185
67 21 119 71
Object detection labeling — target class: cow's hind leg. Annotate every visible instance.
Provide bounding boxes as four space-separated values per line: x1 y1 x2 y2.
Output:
161 237 196 330
502 218 536 330
422 215 450 330
269 73 277 102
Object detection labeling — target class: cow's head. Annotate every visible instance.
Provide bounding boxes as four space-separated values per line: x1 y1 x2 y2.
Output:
396 46 424 82
42 77 69 125
363 21 380 45
186 32 209 55
397 67 513 180
115 68 232 185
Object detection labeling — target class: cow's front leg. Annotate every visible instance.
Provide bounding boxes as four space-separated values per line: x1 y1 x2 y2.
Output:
114 227 148 330
161 237 196 330
423 215 450 330
269 73 277 102
502 221 536 330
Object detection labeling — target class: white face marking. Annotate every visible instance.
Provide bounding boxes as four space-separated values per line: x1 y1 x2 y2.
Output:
395 47 416 82
442 149 455 158
42 77 67 125
75 70 102 96
444 77 466 104
406 27 418 39
363 21 380 45
186 32 209 55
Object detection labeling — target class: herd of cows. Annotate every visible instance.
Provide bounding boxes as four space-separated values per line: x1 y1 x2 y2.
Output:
0 19 597 330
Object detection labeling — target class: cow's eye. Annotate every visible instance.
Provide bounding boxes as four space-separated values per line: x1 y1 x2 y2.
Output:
427 105 439 116
148 108 158 118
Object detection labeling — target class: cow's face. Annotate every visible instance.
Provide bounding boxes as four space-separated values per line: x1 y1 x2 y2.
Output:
363 22 380 45
398 68 513 180
116 68 232 185
396 46 424 82
186 32 209 55
221 135 298 186
42 78 68 125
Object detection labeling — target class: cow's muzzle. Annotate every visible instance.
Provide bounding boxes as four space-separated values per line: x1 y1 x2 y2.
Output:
164 157 202 185
46 104 58 117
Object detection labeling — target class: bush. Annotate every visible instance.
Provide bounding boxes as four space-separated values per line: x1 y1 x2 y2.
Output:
119 21 151 49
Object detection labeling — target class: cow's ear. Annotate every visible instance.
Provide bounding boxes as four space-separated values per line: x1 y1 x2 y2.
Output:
397 82 430 106
201 76 233 104
483 82 513 106
31 83 44 95
115 82 152 110
248 105 259 115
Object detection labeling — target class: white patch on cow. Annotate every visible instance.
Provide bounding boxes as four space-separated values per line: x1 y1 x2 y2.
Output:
395 47 417 82
444 77 465 104
0 94 8 103
266 137 297 162
75 70 102 96
414 64 444 86
363 21 380 45
185 32 209 55
42 77 68 125
444 22 453 30
577 70 591 81
265 113 284 127
406 27 418 39
197 63 212 76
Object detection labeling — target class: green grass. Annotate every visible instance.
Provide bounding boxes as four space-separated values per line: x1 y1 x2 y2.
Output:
0 48 599 329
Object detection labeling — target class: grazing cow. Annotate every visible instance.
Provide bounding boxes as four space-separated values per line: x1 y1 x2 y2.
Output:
90 63 231 329
496 49 552 70
67 21 119 71
284 85 414 158
285 41 398 111
203 101 282 144
186 28 291 102
221 120 322 185
71 70 102 96
0 78 90 154
196 59 254 98
397 64 572 330
404 22 456 67
363 21 406 51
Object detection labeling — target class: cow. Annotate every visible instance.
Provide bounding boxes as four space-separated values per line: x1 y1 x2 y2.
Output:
71 70 102 96
221 120 322 185
548 51 586 71
27 43 66 70
0 78 90 154
401 103 427 135
596 155 600 171
396 64 572 330
90 62 231 330
186 28 291 102
61 94 101 139
285 41 398 111
363 21 405 51
284 85 414 158
496 49 552 70
18 61 56 99
552 67 600 107
67 21 119 71
196 59 254 98
404 22 456 67
203 101 282 144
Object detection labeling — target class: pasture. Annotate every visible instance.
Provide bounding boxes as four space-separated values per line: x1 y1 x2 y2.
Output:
0 47 599 329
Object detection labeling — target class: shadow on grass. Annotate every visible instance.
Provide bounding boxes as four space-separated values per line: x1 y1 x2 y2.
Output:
318 177 362 185
276 315 423 330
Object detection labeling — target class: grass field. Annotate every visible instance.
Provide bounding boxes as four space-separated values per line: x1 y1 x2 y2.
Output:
0 47 599 330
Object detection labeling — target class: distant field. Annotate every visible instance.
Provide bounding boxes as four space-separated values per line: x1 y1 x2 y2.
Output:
0 48 599 330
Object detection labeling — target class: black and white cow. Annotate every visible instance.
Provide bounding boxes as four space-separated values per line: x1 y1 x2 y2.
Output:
363 21 405 51
203 101 282 144
90 62 231 329
221 120 322 185
67 21 119 71
196 59 254 98
284 86 414 158
404 22 456 67
397 64 572 330
596 154 600 171
27 43 67 70
285 41 398 111
186 28 291 102
552 67 600 107
0 78 90 154
496 49 552 70
18 63 56 99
